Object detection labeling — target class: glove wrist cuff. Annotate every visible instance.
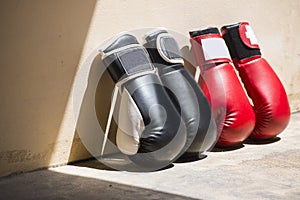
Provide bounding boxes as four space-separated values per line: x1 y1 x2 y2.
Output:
221 22 262 62
190 28 231 67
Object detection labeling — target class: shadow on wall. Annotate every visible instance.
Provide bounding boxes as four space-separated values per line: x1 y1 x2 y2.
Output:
68 53 119 163
0 0 97 176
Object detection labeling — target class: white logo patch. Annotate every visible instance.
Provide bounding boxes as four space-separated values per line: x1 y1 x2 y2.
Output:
245 25 258 45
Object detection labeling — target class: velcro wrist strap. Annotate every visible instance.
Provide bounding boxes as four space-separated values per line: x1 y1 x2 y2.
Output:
221 22 261 61
103 45 154 83
144 29 184 69
156 33 184 64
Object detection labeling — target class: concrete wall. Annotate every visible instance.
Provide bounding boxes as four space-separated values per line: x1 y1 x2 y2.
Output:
1 0 300 176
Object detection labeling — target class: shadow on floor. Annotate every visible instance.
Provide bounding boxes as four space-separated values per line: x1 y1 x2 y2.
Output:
0 169 200 200
211 143 245 152
243 137 281 145
174 153 207 163
210 136 281 152
71 157 176 172
71 158 116 171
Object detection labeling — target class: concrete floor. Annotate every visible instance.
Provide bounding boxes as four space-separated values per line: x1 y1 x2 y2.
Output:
0 112 299 200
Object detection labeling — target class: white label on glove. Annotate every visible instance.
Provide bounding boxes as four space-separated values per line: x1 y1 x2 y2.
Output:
201 38 231 61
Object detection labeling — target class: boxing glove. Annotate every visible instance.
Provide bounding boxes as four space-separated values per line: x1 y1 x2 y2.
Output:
143 28 217 158
221 22 290 139
99 33 186 170
189 27 256 147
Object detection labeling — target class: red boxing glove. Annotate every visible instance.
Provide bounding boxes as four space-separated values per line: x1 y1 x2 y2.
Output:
221 22 290 139
190 27 255 147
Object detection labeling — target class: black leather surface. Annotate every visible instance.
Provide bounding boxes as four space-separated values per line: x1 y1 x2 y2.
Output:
101 34 186 170
144 30 217 157
125 74 187 169
160 68 217 153
103 33 138 53
145 29 167 43
125 74 186 153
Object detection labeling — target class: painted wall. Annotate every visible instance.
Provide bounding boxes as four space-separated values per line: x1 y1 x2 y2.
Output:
0 0 97 176
1 0 299 176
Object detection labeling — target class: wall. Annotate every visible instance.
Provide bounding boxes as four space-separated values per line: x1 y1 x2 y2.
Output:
1 0 299 176
0 0 97 176
82 0 300 111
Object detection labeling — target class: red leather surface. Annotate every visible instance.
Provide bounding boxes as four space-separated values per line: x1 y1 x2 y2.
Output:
200 63 256 146
236 58 290 139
